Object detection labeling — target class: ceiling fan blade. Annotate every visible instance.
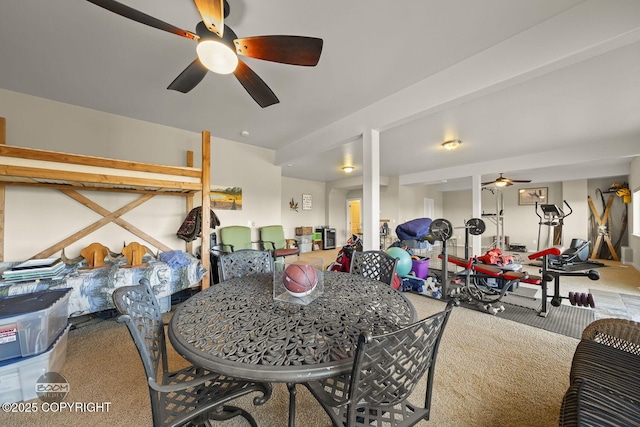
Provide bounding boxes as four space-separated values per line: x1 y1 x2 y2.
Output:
481 181 496 186
233 59 279 108
167 59 209 93
86 0 197 40
510 179 532 183
193 0 224 37
234 36 323 66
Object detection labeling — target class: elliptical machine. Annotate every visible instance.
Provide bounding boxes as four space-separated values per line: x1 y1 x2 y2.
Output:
536 201 572 250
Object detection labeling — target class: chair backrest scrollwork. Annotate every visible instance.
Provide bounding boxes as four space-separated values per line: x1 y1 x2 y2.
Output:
112 279 167 385
220 249 273 281
350 250 398 286
346 302 455 425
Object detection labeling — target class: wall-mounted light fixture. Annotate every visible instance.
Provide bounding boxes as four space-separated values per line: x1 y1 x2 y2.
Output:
342 166 354 173
442 139 462 150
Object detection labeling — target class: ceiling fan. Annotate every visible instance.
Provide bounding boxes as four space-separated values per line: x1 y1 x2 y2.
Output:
86 0 323 108
481 173 531 187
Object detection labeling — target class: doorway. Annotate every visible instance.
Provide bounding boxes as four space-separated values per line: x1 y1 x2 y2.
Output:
347 198 361 242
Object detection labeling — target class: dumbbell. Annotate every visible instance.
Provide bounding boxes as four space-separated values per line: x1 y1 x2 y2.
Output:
567 292 596 308
550 292 595 308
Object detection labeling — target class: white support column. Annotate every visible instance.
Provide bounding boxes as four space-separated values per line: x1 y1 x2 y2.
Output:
471 175 482 256
362 130 380 251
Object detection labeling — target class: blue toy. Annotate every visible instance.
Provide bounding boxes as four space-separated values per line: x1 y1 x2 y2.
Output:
386 247 412 276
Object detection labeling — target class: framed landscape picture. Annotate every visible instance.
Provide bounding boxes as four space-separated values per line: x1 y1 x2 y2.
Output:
210 186 242 210
518 187 547 205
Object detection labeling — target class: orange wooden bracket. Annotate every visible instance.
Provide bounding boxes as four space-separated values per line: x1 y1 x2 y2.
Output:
122 242 150 267
80 242 110 268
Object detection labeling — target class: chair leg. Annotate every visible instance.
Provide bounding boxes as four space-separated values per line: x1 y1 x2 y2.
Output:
206 405 258 426
253 382 273 406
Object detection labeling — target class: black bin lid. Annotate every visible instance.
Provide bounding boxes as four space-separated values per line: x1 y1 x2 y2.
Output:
0 288 71 319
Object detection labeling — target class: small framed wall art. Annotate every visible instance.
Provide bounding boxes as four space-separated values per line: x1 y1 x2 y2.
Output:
302 194 312 210
518 187 547 205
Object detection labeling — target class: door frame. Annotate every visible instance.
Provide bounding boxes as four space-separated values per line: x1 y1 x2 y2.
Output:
346 198 362 243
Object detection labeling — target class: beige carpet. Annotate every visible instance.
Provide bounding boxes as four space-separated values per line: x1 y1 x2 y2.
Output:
2 259 638 427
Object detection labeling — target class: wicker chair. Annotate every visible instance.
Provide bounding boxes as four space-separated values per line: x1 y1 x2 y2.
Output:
559 318 640 427
112 279 272 427
581 318 640 354
219 249 273 281
349 250 398 286
303 301 455 427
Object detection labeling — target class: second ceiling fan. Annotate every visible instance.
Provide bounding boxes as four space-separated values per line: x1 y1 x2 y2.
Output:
86 0 323 108
482 173 531 187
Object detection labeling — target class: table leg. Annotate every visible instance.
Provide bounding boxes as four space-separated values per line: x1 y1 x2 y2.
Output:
287 382 297 427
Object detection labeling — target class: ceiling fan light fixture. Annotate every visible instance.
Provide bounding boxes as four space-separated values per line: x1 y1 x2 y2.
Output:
495 180 508 187
196 40 238 74
442 140 461 150
342 166 354 173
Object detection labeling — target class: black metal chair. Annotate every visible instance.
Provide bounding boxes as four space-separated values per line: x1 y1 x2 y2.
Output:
219 249 273 281
303 301 455 427
349 250 398 286
112 279 272 427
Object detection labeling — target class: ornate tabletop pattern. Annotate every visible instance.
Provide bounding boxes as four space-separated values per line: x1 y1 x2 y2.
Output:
169 272 416 382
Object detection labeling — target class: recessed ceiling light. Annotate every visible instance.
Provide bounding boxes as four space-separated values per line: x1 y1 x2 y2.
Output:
442 140 462 150
241 130 250 137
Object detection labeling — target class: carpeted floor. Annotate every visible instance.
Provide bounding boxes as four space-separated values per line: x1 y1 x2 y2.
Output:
0 295 580 427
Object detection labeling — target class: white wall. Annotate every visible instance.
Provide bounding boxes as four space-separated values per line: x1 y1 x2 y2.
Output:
0 89 281 261
280 177 326 239
628 157 640 270
341 181 442 245
326 187 348 243
211 137 281 243
444 183 565 252
562 179 589 243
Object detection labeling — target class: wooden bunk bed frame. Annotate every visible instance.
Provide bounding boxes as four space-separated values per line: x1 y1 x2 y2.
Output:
0 116 212 289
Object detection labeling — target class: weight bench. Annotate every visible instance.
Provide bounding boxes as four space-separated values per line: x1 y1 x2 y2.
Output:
528 247 598 316
439 253 546 314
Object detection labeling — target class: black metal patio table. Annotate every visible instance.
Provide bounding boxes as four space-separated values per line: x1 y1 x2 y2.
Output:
168 271 417 427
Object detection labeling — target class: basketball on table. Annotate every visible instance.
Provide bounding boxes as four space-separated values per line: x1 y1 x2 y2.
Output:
283 264 318 297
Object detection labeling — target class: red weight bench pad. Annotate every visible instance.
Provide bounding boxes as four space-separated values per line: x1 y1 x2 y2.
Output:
440 254 540 284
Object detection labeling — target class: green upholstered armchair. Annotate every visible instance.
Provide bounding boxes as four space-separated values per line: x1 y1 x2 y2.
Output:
219 226 255 253
259 225 299 260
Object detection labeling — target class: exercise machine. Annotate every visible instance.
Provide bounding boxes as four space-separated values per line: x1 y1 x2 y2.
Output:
528 248 598 315
426 217 598 317
548 238 590 269
462 218 486 259
535 201 572 250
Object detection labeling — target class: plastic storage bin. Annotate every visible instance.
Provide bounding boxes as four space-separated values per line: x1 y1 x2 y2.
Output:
158 296 171 313
411 258 430 279
0 289 71 362
0 323 70 403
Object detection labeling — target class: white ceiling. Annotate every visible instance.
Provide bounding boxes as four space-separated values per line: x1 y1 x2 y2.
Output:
1 1 639 190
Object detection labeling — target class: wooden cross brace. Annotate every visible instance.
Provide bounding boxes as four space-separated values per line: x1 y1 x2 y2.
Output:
587 195 619 261
31 189 172 259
